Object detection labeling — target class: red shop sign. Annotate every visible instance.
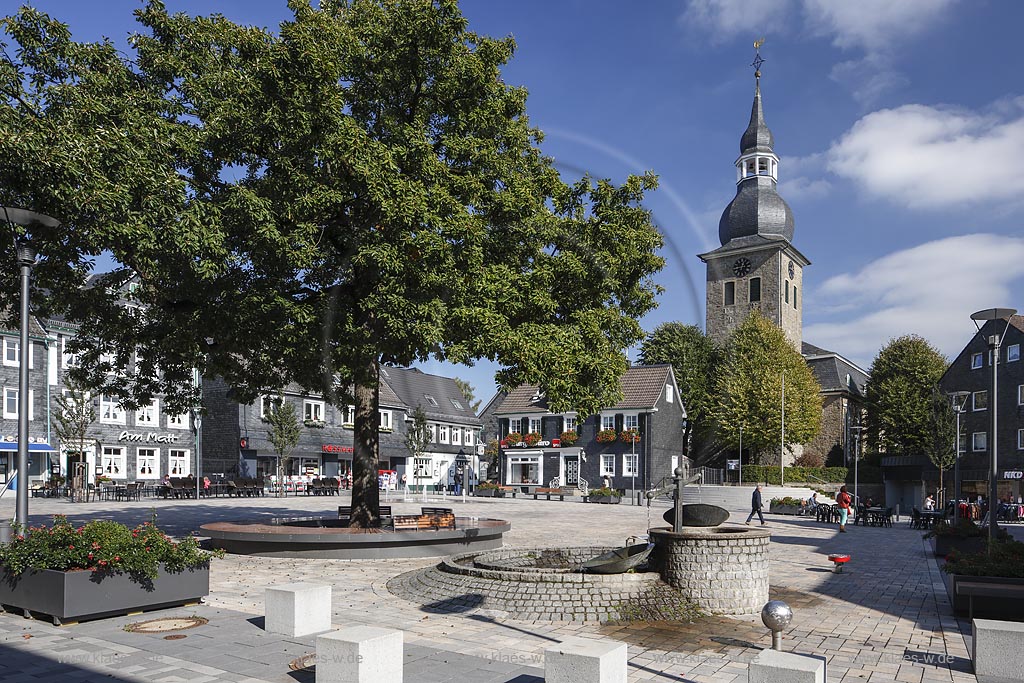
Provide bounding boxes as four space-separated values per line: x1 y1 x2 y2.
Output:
321 444 354 454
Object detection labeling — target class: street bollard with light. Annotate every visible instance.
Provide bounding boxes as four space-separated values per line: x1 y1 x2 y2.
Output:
970 308 1017 551
761 600 793 651
949 391 970 524
4 207 60 529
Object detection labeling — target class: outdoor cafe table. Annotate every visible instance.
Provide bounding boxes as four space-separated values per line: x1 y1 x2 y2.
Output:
919 509 943 527
864 507 894 527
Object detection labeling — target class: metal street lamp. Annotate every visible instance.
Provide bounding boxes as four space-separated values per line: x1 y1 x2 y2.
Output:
4 207 60 528
971 307 1017 550
949 391 970 524
850 421 863 508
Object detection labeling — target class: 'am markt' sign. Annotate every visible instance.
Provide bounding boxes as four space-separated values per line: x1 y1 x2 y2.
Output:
118 431 182 444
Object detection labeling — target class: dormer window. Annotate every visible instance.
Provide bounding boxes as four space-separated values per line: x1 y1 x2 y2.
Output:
450 398 463 410
424 394 438 407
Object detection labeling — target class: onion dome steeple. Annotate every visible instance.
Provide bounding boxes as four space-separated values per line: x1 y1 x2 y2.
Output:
717 55 794 247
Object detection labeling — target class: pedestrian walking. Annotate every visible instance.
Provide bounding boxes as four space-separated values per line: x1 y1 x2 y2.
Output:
745 485 766 526
836 485 853 532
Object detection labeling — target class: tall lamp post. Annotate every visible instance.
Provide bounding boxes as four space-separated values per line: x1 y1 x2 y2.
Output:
850 420 863 507
971 307 1017 550
949 391 970 523
5 208 60 528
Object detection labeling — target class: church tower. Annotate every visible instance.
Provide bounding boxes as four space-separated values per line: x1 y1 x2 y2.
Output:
698 65 809 350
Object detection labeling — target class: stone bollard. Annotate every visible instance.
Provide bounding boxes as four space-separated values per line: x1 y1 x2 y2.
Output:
972 618 1024 681
265 583 332 637
748 649 826 682
545 637 627 683
317 625 403 683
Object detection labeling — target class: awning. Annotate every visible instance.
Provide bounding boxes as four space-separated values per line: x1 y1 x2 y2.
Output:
0 442 57 452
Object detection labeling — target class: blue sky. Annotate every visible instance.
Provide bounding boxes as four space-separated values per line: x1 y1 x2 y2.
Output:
16 0 1024 405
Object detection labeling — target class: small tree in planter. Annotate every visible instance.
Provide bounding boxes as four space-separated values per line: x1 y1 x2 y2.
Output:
596 429 617 444
523 432 542 446
265 395 301 496
560 430 578 446
54 375 97 500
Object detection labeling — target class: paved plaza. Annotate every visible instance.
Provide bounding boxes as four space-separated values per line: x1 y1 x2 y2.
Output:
0 492 995 682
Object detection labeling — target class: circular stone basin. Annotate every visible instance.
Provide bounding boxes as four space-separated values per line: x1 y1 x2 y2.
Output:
387 547 702 624
200 516 510 559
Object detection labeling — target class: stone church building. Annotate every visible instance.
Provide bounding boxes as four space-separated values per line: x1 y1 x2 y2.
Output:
699 72 868 466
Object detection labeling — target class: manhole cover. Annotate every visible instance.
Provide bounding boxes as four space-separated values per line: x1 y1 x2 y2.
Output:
289 654 316 672
163 634 187 640
124 616 209 633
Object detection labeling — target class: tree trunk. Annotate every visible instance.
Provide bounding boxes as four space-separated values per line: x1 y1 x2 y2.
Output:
349 358 381 528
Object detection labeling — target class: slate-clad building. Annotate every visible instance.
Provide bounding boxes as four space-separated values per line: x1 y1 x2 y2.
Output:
203 366 481 487
802 342 868 465
882 315 1024 508
486 364 686 494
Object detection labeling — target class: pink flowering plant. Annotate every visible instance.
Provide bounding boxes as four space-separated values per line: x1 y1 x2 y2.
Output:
0 515 221 582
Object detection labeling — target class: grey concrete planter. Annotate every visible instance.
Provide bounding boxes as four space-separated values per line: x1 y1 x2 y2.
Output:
0 563 210 625
929 534 986 558
589 495 621 504
474 489 505 498
769 504 802 516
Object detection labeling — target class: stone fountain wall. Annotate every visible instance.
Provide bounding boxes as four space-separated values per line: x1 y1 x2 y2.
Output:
649 527 769 615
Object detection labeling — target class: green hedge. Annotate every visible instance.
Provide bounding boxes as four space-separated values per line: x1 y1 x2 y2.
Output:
740 465 882 485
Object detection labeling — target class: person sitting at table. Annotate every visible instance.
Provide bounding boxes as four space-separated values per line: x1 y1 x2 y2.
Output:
865 497 874 508
923 494 935 511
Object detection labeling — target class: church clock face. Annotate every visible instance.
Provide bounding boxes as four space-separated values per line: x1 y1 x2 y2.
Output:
732 257 752 277
788 261 795 279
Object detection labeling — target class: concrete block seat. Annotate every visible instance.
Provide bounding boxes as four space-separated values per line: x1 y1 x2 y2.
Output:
264 583 332 637
317 625 403 683
545 637 627 683
748 649 826 683
972 618 1024 682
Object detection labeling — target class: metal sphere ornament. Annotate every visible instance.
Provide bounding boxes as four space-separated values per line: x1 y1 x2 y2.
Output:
761 600 793 651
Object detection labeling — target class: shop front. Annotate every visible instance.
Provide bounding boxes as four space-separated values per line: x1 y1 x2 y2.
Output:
0 440 57 484
322 443 353 478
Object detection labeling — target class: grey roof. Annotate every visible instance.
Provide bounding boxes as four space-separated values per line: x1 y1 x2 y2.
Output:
381 366 482 425
740 81 774 154
718 80 794 248
802 342 869 396
495 364 676 415
0 312 48 338
698 234 811 266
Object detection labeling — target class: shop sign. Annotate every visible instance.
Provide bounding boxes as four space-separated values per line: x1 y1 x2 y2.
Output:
726 459 740 470
1003 471 1023 480
322 444 354 454
117 431 180 444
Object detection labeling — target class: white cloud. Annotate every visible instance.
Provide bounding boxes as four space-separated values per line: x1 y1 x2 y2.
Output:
804 234 1024 367
681 0 794 42
778 177 830 200
802 0 957 53
826 102 1024 208
829 57 909 106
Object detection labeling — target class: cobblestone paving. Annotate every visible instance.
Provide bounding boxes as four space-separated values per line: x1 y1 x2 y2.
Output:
0 492 993 682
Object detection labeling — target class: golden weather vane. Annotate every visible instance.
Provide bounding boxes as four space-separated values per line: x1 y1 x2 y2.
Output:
751 37 765 79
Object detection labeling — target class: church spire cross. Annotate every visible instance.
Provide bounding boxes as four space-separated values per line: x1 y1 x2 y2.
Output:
751 38 765 80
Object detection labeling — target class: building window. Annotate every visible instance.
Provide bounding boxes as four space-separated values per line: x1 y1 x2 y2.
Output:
1019 384 1024 406
2 388 17 419
428 423 437 442
624 454 639 477
564 416 578 431
439 424 449 444
601 415 615 430
2 338 17 367
601 454 615 476
973 432 987 452
508 455 541 485
100 395 125 425
260 395 279 418
169 449 190 476
378 410 392 431
465 430 475 447
1019 429 1024 450
793 286 798 308
304 400 324 422
958 432 967 454
528 417 541 434
450 398 463 410
168 413 189 429
724 281 735 306
749 277 761 303
509 418 521 434
451 426 462 446
624 414 638 430
972 391 988 411
61 336 78 368
666 385 674 403
136 399 159 426
424 394 438 407
137 447 159 479
343 405 355 426
971 352 983 369
784 280 790 303
1009 344 1020 363
102 446 126 479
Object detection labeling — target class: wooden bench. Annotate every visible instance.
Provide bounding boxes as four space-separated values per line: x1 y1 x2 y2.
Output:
956 581 1024 622
421 507 453 516
532 487 565 501
393 513 455 531
338 505 392 522
498 486 517 498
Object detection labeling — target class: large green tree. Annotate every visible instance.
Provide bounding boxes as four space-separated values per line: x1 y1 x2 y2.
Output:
638 322 717 462
865 335 949 456
0 2 663 526
712 312 822 463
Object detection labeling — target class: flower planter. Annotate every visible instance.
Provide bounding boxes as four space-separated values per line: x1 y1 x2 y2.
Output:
944 573 1024 621
474 489 505 498
0 563 210 625
929 534 987 558
769 504 802 516
588 495 621 505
